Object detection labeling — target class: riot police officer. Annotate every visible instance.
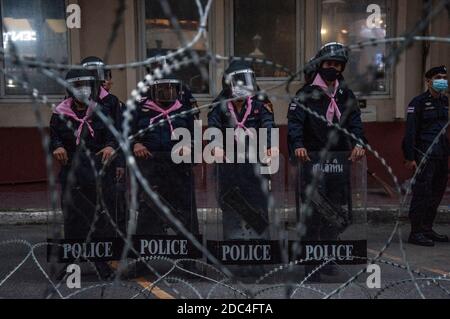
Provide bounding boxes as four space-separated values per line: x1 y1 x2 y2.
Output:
131 74 200 237
403 65 449 247
288 43 366 163
287 43 366 278
208 60 278 241
81 56 127 236
50 68 117 279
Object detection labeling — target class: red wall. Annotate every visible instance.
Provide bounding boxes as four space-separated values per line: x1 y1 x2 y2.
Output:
364 122 411 187
0 124 445 186
0 128 48 184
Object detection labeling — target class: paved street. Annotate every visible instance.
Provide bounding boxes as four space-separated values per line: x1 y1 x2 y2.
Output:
0 223 449 299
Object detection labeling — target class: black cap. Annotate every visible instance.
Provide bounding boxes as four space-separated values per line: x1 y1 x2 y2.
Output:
425 65 447 79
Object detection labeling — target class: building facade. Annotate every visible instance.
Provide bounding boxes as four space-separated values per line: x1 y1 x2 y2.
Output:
0 0 448 185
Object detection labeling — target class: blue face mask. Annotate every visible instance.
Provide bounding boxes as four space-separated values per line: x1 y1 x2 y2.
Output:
432 79 448 93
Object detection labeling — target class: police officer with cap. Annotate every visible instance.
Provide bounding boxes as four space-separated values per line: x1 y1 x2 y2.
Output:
403 65 449 246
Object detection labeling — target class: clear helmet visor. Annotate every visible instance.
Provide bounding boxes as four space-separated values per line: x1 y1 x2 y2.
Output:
227 70 257 98
83 61 106 82
67 77 95 102
150 80 182 104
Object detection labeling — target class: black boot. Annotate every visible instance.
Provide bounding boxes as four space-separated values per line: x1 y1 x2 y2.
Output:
408 233 434 247
424 230 449 242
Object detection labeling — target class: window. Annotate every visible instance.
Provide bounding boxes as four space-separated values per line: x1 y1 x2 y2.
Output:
0 0 69 96
143 0 210 94
320 0 393 95
231 0 299 79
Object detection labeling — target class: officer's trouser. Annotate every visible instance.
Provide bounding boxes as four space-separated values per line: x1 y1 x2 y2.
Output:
217 162 270 240
409 158 448 234
136 156 199 236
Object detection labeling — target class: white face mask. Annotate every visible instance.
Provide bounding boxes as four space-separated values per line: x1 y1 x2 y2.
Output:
231 86 252 99
74 86 92 102
228 71 256 99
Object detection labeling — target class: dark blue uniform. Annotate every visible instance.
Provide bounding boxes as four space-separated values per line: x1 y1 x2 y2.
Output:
287 83 365 154
131 98 199 236
208 95 276 239
402 91 449 234
287 82 365 240
50 100 118 239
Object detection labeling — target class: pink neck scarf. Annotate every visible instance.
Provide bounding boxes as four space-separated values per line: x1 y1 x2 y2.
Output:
312 74 341 124
143 100 183 135
54 98 96 145
99 86 109 100
227 97 254 138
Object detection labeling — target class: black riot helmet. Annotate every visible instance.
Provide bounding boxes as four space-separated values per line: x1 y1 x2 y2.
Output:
316 42 349 70
81 56 112 82
65 68 99 102
222 59 257 98
148 74 183 107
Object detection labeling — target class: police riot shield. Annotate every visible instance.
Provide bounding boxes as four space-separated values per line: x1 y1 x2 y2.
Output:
47 151 203 281
46 148 128 260
289 151 368 284
204 154 289 283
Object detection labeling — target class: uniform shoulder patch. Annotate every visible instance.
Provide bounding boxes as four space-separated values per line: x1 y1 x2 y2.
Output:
407 104 416 114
